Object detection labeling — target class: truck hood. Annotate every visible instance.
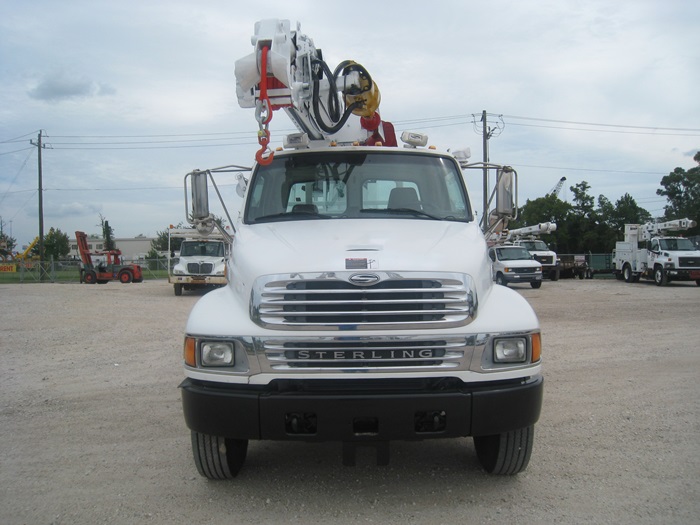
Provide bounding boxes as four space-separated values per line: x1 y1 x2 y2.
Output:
232 219 488 275
226 219 495 310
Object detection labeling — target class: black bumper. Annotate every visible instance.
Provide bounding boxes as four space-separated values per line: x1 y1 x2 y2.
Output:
180 375 543 441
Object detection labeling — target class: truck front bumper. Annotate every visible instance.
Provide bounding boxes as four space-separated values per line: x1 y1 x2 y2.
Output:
180 375 543 441
502 274 542 284
169 275 227 286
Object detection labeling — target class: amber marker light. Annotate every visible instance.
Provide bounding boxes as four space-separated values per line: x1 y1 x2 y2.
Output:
531 333 542 363
184 337 196 367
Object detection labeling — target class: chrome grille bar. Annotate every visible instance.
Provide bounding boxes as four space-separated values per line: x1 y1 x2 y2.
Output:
252 271 477 331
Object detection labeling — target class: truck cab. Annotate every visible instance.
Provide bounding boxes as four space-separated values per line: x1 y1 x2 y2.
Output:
511 238 559 280
169 228 228 296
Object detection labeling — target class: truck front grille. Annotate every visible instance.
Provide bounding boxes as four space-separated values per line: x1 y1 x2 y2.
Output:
252 271 477 330
187 262 214 274
262 335 470 370
678 257 700 268
534 255 553 265
514 267 537 274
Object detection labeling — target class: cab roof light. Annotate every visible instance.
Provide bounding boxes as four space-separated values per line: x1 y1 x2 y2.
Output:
400 131 428 148
283 132 310 149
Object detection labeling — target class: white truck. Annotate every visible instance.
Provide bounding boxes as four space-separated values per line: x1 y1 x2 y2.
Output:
179 19 543 479
506 223 560 280
168 228 229 296
614 218 700 286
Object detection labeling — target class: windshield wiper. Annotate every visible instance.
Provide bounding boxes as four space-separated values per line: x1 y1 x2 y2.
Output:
360 208 443 220
253 211 329 223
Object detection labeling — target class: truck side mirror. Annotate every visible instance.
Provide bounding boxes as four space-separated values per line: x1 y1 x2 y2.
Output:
495 167 516 218
191 171 210 221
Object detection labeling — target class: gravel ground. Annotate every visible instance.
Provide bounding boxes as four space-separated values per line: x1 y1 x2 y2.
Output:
1 278 699 525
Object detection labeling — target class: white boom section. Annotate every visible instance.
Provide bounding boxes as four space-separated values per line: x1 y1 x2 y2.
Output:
234 19 388 147
505 222 557 241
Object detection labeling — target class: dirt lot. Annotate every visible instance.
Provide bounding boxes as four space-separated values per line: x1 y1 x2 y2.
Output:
1 278 698 524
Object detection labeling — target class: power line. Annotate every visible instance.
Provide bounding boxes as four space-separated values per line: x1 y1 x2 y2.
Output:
506 122 700 137
515 163 665 175
501 114 700 132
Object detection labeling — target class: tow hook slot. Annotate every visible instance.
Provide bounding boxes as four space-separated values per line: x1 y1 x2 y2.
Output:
415 410 447 433
353 417 378 436
285 412 317 435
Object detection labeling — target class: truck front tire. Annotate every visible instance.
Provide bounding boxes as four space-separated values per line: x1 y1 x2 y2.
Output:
191 431 248 480
654 266 668 286
473 425 534 475
530 281 542 289
174 284 183 296
496 273 507 286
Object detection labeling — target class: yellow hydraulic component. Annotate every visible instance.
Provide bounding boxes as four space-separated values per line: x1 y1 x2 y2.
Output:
16 236 40 260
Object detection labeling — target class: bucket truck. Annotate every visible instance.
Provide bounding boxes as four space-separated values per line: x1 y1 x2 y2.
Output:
613 218 700 286
504 222 560 280
168 227 229 296
179 19 543 480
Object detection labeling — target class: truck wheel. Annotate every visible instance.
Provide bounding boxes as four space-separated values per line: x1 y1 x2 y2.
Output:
696 280 700 287
84 270 97 284
654 266 668 286
530 281 542 289
586 268 593 279
191 431 248 480
174 284 183 296
496 273 507 287
623 265 633 283
550 269 560 281
474 425 534 475
119 271 132 284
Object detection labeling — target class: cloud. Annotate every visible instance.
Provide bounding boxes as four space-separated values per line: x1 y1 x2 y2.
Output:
44 201 102 218
27 70 116 102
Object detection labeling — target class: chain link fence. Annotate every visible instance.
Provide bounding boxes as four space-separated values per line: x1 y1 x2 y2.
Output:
0 258 171 284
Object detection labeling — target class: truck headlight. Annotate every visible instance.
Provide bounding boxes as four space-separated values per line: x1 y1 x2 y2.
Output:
173 267 185 275
201 342 235 367
493 337 527 363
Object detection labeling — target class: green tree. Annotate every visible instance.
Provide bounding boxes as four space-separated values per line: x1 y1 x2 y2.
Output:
42 227 71 260
610 193 652 232
99 214 116 251
513 194 572 253
657 152 700 235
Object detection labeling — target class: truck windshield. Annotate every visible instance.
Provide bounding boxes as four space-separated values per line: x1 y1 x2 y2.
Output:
520 240 549 251
497 247 531 260
180 242 224 257
245 150 472 224
659 238 696 251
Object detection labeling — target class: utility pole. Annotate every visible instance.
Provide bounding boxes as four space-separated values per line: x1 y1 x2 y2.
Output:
476 111 505 230
30 131 47 280
481 110 489 228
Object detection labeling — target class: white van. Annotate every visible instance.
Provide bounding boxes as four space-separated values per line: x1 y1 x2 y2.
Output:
489 245 543 288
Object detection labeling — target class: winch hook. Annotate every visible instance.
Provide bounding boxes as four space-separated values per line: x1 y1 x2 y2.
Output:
254 45 274 166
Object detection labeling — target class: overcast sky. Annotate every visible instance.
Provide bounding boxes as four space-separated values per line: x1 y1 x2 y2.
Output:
1 0 699 249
